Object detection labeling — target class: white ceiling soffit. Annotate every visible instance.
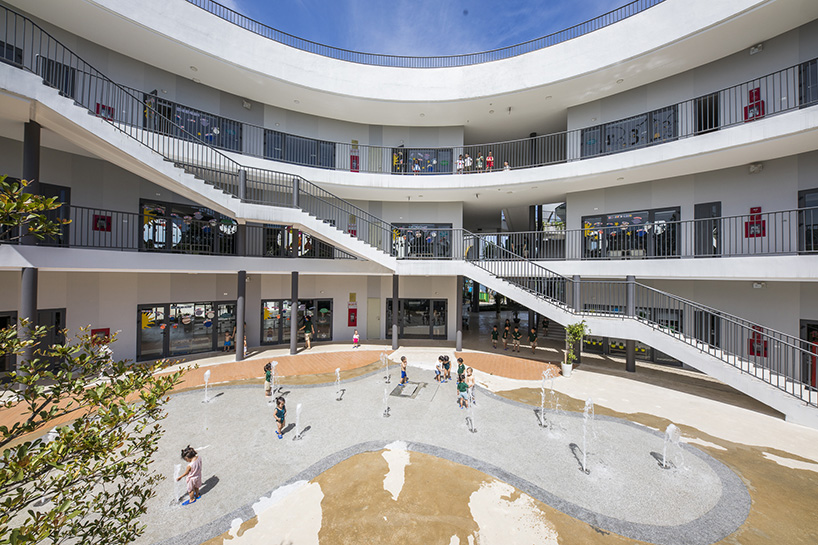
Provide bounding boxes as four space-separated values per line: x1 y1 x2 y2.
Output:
7 0 817 136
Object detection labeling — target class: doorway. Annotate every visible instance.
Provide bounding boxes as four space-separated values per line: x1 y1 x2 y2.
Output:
694 202 721 256
367 297 380 340
801 320 818 388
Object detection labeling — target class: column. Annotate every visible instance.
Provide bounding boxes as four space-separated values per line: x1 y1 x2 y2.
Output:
236 270 246 361
18 267 38 372
572 275 581 365
290 271 298 355
471 281 480 311
22 122 41 246
392 274 399 350
626 275 636 373
456 275 463 352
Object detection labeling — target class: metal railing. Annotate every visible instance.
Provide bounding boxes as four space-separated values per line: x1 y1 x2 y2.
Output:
2 5 816 406
0 5 394 257
184 0 665 68
108 56 818 176
467 206 818 261
9 204 355 259
456 232 818 405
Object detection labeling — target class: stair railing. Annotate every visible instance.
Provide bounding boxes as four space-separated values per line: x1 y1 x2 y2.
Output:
0 5 395 255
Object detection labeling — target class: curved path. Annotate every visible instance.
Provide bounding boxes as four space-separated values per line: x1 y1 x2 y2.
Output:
142 351 750 545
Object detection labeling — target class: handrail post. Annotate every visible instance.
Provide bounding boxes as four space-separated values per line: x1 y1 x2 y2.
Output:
292 177 300 208
626 275 636 372
238 169 247 201
572 275 581 313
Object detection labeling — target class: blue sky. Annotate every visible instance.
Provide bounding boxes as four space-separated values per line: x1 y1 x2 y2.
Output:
216 0 633 56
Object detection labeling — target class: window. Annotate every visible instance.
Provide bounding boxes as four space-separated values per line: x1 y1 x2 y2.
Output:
137 302 233 360
694 93 720 134
264 130 336 169
143 95 242 152
261 299 333 345
581 207 681 259
799 188 818 254
37 57 76 99
139 200 236 255
385 299 447 339
0 40 23 66
391 147 453 174
580 106 678 158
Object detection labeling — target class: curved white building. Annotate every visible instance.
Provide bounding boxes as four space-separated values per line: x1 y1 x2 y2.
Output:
1 0 817 425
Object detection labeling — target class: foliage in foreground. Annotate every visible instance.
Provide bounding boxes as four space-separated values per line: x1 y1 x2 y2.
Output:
0 326 185 545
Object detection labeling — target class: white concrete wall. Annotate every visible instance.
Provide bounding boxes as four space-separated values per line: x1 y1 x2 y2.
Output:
567 18 818 130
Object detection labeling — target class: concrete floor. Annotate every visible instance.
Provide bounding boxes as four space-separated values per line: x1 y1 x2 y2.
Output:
132 343 818 545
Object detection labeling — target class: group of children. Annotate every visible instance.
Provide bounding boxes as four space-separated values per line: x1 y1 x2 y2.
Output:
491 322 538 354
456 151 498 174
433 355 475 408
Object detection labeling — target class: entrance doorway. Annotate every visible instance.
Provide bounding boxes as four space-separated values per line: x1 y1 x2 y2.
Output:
801 320 818 388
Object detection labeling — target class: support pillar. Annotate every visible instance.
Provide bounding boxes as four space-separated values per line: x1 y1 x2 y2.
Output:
392 274 399 350
235 224 247 257
236 270 246 361
238 169 247 201
19 267 38 371
456 275 463 352
290 271 298 355
292 177 300 208
572 275 581 365
626 275 636 373
22 121 41 246
471 281 480 311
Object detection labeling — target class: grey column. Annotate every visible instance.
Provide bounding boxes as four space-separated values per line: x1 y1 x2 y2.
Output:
626 275 636 373
456 275 463 351
19 267 38 371
235 224 247 257
290 271 299 355
292 177 300 208
22 122 41 246
572 275 582 365
392 274 399 350
236 270 246 361
572 275 581 313
238 169 247 201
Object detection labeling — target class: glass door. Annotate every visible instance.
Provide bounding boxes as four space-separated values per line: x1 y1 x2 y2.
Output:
218 303 236 349
169 303 214 356
138 305 167 360
314 299 333 341
261 301 282 344
802 321 818 388
281 300 293 344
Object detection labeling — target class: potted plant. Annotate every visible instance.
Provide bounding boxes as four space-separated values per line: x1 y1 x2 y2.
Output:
562 320 590 378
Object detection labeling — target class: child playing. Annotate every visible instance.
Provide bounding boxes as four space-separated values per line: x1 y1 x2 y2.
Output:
223 331 232 352
274 396 286 439
437 355 445 382
486 151 495 172
435 360 443 382
176 445 202 505
457 357 466 379
502 325 510 350
490 325 499 349
457 375 469 408
512 325 522 353
529 327 538 354
443 355 452 381
264 362 272 397
352 330 360 349
466 366 476 405
400 356 409 385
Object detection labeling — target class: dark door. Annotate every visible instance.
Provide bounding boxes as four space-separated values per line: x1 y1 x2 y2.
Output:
798 189 818 254
36 308 66 371
694 202 721 256
39 183 71 246
694 310 720 349
0 312 16 374
802 321 818 389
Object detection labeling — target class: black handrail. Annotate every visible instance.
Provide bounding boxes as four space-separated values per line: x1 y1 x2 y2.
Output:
184 0 665 68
